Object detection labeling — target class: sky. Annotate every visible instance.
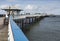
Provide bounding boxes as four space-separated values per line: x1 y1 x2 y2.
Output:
0 0 60 15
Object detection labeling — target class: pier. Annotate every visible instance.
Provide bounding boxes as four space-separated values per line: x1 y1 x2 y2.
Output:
8 14 45 41
1 7 46 41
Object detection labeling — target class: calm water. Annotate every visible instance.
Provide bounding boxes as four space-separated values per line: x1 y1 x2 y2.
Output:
25 16 60 41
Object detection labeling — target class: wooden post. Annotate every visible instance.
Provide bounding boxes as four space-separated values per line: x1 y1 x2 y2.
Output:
21 19 24 30
29 18 30 24
32 17 33 23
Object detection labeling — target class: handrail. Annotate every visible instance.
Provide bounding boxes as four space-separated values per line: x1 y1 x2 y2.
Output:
8 20 14 41
9 16 29 41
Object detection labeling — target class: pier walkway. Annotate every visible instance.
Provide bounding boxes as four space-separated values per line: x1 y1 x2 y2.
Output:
13 14 45 19
0 17 8 41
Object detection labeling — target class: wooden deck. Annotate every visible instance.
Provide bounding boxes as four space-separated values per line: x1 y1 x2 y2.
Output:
0 17 8 41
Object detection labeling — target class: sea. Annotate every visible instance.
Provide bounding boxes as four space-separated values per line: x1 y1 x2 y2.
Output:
25 15 60 41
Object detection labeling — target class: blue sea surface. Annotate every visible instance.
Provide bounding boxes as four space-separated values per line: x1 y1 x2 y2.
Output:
25 16 60 41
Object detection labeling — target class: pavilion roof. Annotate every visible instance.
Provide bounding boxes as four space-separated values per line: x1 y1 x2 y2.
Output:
1 6 23 11
2 9 23 11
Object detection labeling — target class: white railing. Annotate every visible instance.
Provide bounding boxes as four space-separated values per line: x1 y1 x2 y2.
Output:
8 20 14 41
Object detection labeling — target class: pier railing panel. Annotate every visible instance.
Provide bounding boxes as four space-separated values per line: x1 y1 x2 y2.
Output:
8 16 29 41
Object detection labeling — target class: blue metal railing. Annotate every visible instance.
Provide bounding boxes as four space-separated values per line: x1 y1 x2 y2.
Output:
10 16 29 41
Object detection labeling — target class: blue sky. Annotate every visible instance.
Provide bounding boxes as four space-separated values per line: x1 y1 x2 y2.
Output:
0 0 60 15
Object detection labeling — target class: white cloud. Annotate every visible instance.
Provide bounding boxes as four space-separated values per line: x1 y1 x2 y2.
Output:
38 3 60 15
14 4 21 9
0 4 9 9
25 5 38 10
0 4 22 9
